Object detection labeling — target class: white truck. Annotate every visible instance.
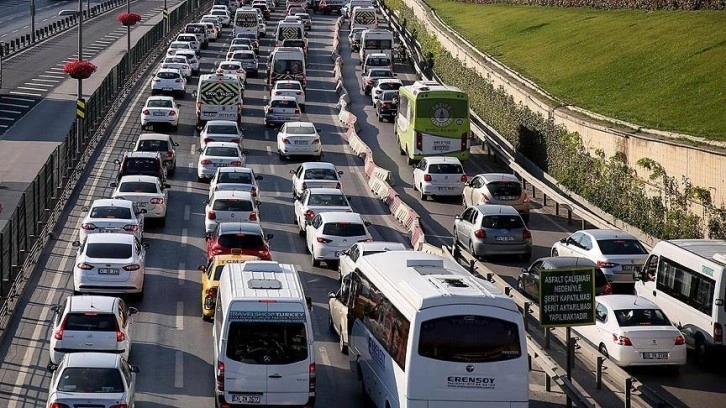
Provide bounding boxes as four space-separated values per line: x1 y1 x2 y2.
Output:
194 73 243 127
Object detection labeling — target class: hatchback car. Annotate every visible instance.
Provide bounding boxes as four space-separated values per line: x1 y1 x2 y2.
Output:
208 166 263 203
374 89 398 122
204 190 260 233
111 175 170 224
160 56 193 78
337 241 407 279
361 68 396 95
133 133 179 176
205 222 274 261
72 233 148 298
197 142 247 182
270 80 306 112
199 120 244 150
49 295 137 365
290 161 344 198
139 96 180 131
198 253 260 321
551 229 649 283
115 151 167 183
412 156 467 201
453 204 532 260
276 121 321 159
79 199 145 243
46 353 139 408
370 78 402 106
150 68 186 98
305 212 372 268
294 187 352 235
574 295 687 369
463 173 530 221
264 95 301 127
517 256 612 301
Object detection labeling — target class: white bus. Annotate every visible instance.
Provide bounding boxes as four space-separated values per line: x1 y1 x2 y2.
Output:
635 239 726 365
342 251 528 408
233 8 259 36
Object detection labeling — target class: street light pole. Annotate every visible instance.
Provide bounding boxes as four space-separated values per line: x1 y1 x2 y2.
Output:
76 0 83 157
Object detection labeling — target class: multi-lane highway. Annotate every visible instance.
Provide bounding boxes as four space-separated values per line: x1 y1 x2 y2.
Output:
0 3 724 408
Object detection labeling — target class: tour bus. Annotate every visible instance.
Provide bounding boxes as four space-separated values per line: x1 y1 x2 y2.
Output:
193 73 243 127
395 80 471 163
359 28 394 61
233 7 259 36
350 6 377 31
214 261 315 407
338 251 528 408
635 239 726 364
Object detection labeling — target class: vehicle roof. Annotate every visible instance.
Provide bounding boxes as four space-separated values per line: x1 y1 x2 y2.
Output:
473 204 521 216
478 173 521 183
218 222 264 234
92 198 134 208
137 132 172 140
424 156 462 164
85 233 135 244
596 295 658 310
353 241 408 252
317 211 364 223
118 175 161 184
63 352 122 368
213 190 254 200
307 187 345 195
67 295 118 312
301 161 337 170
537 256 597 268
578 229 639 240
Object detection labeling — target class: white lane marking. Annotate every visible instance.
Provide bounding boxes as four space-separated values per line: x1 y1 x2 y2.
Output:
318 346 331 366
178 262 186 286
176 301 184 330
184 205 191 221
174 351 184 388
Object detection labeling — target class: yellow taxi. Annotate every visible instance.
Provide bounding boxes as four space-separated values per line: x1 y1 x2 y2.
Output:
199 252 259 321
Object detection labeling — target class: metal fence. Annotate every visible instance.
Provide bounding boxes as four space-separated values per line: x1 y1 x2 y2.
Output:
0 0 211 335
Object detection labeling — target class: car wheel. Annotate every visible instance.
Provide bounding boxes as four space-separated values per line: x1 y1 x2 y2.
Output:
599 343 609 359
339 328 349 355
551 248 559 257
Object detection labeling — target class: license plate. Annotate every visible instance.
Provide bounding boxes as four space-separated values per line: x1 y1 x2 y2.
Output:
152 112 165 116
496 236 515 241
642 352 669 360
99 268 120 275
231 395 261 403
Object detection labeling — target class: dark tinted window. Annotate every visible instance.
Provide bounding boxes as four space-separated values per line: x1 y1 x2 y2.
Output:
136 140 169 151
418 315 522 362
614 308 671 327
57 368 124 393
213 199 253 211
206 125 238 134
118 182 158 194
304 168 338 180
226 322 308 364
90 206 132 219
124 158 161 173
218 172 252 184
486 181 522 198
322 222 366 237
481 215 524 229
596 239 648 255
308 194 348 206
64 313 117 331
205 147 239 157
428 164 463 174
218 233 264 248
86 243 133 259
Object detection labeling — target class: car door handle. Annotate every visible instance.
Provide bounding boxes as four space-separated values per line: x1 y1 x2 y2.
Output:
269 374 282 379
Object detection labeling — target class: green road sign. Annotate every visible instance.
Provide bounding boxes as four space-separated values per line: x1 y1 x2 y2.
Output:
539 267 596 327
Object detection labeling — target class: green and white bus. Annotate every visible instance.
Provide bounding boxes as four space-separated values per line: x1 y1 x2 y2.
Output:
395 80 470 163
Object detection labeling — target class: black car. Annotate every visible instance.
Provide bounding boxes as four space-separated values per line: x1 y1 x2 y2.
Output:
517 256 612 301
375 90 398 122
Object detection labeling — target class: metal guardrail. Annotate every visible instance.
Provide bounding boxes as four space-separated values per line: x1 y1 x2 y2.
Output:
0 0 213 344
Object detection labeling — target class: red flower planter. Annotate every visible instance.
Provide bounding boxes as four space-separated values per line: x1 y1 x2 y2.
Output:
63 60 98 80
117 12 142 27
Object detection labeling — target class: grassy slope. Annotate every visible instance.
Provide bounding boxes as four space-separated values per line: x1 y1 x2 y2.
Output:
423 1 726 139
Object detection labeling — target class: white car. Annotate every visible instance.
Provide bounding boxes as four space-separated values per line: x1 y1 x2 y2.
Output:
210 9 231 26
215 60 247 84
175 33 201 53
204 190 260 233
199 120 244 150
294 188 352 235
150 68 186 98
290 161 343 199
140 96 180 130
305 212 372 268
574 295 687 370
46 353 139 408
166 40 194 56
208 166 263 203
72 233 147 297
160 56 192 78
111 175 170 224
270 80 306 112
551 229 650 283
173 49 200 75
197 141 247 182
412 156 467 201
49 295 137 365
79 199 144 243
276 121 322 159
337 241 407 279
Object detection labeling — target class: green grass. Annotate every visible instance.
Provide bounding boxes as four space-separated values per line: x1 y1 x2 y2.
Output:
423 1 726 140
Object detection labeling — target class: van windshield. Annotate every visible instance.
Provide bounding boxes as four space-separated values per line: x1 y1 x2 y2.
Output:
226 322 308 364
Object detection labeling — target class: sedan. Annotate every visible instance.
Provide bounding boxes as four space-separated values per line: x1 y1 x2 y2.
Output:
361 68 396 95
453 204 532 260
197 142 247 182
277 121 322 159
79 199 145 243
270 80 306 112
305 212 372 268
140 96 180 131
551 229 649 283
160 56 193 78
46 353 139 408
294 188 352 235
290 161 344 199
199 120 244 150
72 233 147 297
517 256 612 301
574 295 687 369
111 175 170 225
264 95 301 127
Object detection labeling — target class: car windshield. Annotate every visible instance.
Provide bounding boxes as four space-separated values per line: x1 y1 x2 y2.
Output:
213 199 253 211
86 243 132 259
271 99 298 108
614 308 671 327
156 71 180 79
65 313 117 331
56 368 125 393
308 194 348 206
481 215 524 229
322 222 366 237
90 206 132 219
285 125 315 135
218 172 252 184
304 168 338 180
205 147 239 157
136 139 169 150
218 233 264 248
486 180 522 198
428 164 463 174
596 239 648 255
207 125 238 134
226 322 308 364
118 182 158 194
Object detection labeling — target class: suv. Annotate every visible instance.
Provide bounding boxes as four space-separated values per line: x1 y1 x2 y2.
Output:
463 173 530 222
133 133 179 176
412 156 467 201
114 151 167 184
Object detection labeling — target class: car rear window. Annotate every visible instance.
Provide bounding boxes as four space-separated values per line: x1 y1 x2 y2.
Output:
596 239 647 255
480 215 524 229
309 194 348 206
614 308 671 327
213 199 253 211
304 168 337 180
427 164 463 174
156 71 180 79
90 206 132 219
226 322 308 364
65 313 117 331
218 172 252 184
322 222 366 237
118 182 158 194
57 368 124 393
218 233 264 248
124 158 160 173
486 181 522 198
205 147 239 157
271 99 298 108
86 243 132 259
207 125 238 134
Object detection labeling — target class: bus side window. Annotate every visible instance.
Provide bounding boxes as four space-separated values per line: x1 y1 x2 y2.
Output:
643 254 658 282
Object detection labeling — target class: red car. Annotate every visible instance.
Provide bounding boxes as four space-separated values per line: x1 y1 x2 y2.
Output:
205 222 273 261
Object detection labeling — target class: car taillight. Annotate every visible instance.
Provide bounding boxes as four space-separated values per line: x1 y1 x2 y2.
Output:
317 237 332 244
523 230 532 240
460 174 468 182
603 283 612 294
168 110 177 116
474 229 487 239
142 109 151 115
54 316 69 340
613 334 632 346
123 264 141 271
249 212 258 221
423 174 432 182
309 362 316 394
675 335 685 346
715 323 723 343
415 131 423 151
231 161 243 166
76 262 94 270
216 361 225 391
461 132 468 150
123 224 139 232
597 260 616 268
201 159 213 165
81 223 96 230
304 210 315 219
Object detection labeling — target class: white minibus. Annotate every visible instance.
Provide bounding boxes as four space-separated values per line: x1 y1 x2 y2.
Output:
341 251 528 408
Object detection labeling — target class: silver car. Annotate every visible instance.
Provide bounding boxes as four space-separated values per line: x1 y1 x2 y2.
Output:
453 204 532 260
264 95 301 127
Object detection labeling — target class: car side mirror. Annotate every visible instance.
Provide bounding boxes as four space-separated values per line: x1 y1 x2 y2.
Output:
72 240 81 247
328 291 336 299
129 365 140 373
128 307 138 315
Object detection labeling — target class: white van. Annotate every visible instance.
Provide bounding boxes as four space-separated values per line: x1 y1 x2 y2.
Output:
635 239 726 365
350 5 377 31
213 261 316 407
